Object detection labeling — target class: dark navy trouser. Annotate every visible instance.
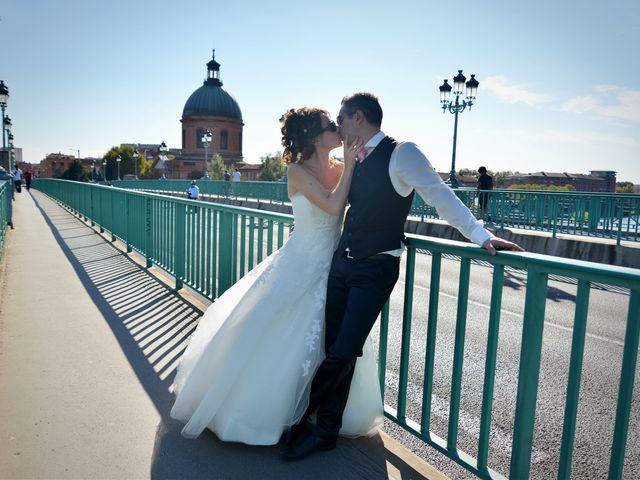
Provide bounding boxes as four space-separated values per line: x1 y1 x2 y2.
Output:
304 251 400 439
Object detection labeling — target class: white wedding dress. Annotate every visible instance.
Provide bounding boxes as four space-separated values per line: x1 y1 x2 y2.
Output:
170 193 383 445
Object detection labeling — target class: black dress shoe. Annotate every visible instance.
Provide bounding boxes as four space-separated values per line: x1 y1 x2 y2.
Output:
281 422 309 447
280 431 336 462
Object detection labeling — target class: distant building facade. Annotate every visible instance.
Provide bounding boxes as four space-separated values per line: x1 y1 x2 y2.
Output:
502 170 616 192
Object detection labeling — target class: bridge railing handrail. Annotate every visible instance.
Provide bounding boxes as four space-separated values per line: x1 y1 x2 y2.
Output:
112 179 640 244
33 179 640 479
0 180 12 257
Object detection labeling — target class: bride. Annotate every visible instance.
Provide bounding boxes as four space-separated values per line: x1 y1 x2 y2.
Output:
170 107 384 445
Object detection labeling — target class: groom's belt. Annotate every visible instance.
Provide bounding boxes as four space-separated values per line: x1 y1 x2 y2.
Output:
343 249 395 261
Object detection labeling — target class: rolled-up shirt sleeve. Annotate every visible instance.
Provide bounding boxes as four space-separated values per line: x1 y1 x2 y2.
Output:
389 142 493 246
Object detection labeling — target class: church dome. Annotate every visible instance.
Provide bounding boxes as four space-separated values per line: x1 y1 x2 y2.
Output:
182 51 242 120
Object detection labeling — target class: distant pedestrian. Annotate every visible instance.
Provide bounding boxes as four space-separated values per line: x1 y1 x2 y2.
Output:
223 170 231 182
12 166 23 193
477 166 493 222
24 170 33 190
187 180 200 200
232 168 241 182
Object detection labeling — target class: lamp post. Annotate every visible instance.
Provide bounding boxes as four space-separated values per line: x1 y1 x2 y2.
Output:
0 81 9 173
3 117 12 173
102 159 107 184
133 149 139 180
201 129 212 179
439 70 479 188
116 155 122 181
91 161 95 182
7 133 14 173
159 141 168 180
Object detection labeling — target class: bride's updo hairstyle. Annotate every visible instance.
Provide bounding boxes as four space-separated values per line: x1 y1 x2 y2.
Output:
280 107 328 164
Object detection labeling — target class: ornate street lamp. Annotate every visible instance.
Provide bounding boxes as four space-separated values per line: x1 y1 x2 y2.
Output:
159 141 168 180
102 159 107 183
132 148 139 180
116 155 122 181
201 129 212 179
439 70 480 188
0 81 9 171
7 133 14 170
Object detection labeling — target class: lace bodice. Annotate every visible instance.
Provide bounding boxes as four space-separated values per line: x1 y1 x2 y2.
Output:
289 194 342 253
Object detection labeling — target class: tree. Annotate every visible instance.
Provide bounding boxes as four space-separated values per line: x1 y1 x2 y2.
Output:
458 168 478 177
61 160 91 182
508 183 576 191
616 181 635 193
207 154 226 180
102 145 152 180
258 153 285 181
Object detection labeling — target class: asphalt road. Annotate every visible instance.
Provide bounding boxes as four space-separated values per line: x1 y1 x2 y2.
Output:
369 252 639 479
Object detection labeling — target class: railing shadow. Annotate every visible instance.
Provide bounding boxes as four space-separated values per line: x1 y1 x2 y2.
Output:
30 191 428 480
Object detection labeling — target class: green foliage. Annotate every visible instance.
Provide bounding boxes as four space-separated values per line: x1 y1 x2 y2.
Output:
258 153 285 181
102 145 139 180
616 181 636 193
508 183 576 191
207 154 226 180
457 168 478 177
61 160 91 182
457 168 515 187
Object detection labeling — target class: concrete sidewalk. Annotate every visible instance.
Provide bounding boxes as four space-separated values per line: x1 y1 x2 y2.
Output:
0 190 447 480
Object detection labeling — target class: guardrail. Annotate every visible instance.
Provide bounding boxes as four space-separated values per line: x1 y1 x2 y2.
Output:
33 179 639 479
0 180 12 257
111 180 640 245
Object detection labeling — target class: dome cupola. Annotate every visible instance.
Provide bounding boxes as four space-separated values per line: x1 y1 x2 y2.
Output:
182 50 242 120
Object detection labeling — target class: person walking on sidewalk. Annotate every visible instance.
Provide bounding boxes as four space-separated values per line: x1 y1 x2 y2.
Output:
12 166 23 193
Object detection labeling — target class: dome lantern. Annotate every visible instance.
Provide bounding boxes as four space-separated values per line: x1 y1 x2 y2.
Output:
205 49 222 86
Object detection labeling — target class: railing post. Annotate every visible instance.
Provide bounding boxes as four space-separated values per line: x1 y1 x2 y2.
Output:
608 290 640 479
509 268 548 479
125 194 132 253
218 210 233 295
173 202 185 290
145 197 153 268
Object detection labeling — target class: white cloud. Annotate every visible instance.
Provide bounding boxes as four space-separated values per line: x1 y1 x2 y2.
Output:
482 75 553 106
561 86 640 123
561 96 599 114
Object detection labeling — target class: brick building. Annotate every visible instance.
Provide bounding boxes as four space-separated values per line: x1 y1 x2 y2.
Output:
502 170 616 192
166 50 260 179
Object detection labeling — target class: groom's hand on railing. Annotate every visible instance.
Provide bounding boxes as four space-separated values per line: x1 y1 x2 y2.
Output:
482 237 525 255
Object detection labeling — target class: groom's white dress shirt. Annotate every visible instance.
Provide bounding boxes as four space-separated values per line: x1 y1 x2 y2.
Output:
362 131 493 255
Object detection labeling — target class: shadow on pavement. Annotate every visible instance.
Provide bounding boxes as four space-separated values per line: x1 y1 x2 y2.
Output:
30 191 429 480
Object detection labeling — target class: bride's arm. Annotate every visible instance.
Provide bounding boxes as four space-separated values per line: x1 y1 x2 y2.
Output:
288 139 360 216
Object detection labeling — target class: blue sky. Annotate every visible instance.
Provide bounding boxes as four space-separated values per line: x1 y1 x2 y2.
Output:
2 0 639 183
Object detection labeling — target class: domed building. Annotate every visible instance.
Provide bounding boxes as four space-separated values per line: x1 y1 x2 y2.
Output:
171 50 249 179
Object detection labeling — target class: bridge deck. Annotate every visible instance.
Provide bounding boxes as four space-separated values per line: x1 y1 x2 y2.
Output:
0 190 445 479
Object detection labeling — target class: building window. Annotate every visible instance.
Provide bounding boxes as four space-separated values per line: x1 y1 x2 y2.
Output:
184 161 196 166
220 130 228 150
239 132 242 151
196 128 205 149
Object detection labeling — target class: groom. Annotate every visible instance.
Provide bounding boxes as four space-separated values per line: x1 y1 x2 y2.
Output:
282 92 523 461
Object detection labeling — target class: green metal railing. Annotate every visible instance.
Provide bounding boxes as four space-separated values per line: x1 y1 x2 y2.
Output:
383 235 639 479
114 180 640 244
34 179 292 299
34 179 639 479
0 180 12 257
